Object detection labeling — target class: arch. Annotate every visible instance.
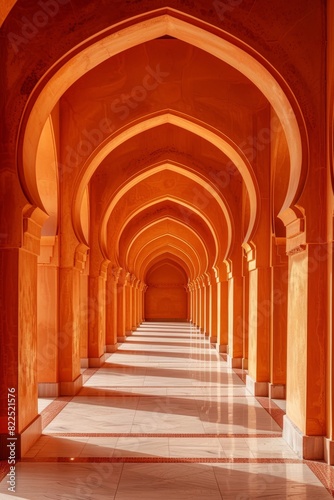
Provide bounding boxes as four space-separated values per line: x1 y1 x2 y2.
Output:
0 0 17 26
103 161 230 258
35 115 59 237
19 10 305 233
87 122 249 253
142 251 191 282
139 246 196 281
133 234 203 280
106 193 221 265
124 217 209 267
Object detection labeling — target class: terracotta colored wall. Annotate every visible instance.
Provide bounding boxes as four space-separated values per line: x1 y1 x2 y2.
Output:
145 263 188 320
37 265 58 383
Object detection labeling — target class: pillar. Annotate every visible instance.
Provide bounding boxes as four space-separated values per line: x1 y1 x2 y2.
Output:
227 254 243 368
269 238 288 399
242 259 249 370
137 282 144 325
189 283 193 324
216 264 229 353
106 266 120 352
124 272 134 336
37 236 60 397
132 279 140 331
325 0 334 465
79 256 89 368
209 271 218 343
245 107 271 396
58 244 87 395
283 239 328 460
199 276 206 335
88 261 108 367
245 260 271 396
195 279 201 328
117 269 126 342
205 275 211 337
0 207 48 458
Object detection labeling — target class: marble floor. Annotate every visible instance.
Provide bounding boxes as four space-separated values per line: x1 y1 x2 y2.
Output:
1 322 334 499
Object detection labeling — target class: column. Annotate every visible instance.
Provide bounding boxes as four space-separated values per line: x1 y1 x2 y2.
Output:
195 279 201 328
87 260 108 367
215 263 228 353
200 276 206 333
37 236 59 397
0 207 48 458
242 260 249 370
124 272 133 336
106 266 120 352
132 279 139 331
245 259 271 396
227 254 244 368
269 238 288 399
117 269 126 342
205 275 211 337
58 244 87 395
209 270 218 343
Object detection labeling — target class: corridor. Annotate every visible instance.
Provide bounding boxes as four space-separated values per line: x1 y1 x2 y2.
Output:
1 322 333 499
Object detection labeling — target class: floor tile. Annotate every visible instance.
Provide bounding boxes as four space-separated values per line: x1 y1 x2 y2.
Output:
1 322 332 499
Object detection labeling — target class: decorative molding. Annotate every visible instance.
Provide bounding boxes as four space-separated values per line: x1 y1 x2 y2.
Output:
287 244 307 256
22 206 48 255
111 266 122 282
99 259 109 280
38 235 59 265
74 243 89 271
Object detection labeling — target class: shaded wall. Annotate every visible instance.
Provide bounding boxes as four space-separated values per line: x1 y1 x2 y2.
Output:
145 263 188 320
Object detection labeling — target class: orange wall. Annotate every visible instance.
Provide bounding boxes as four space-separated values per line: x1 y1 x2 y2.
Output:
145 263 188 320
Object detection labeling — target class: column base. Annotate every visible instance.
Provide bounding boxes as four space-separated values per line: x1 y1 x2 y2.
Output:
80 358 89 368
38 382 59 397
216 344 227 353
106 343 119 352
242 358 248 370
20 415 42 457
227 355 242 368
209 336 217 344
1 414 43 459
246 374 268 396
60 374 83 396
283 415 324 460
324 438 334 465
117 336 127 342
125 330 133 336
269 383 286 399
89 353 107 367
